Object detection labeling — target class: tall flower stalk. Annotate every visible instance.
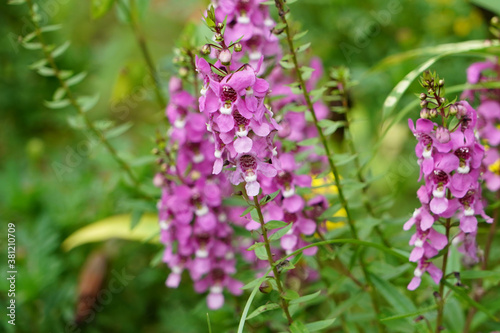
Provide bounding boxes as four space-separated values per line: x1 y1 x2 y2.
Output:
272 1 385 330
406 70 492 331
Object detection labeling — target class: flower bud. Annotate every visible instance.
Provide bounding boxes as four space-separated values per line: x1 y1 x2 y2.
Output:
420 100 428 108
179 67 189 78
259 280 273 294
435 126 450 143
429 108 438 118
216 22 224 30
438 79 444 87
218 49 232 65
449 104 458 116
419 93 427 100
233 43 242 52
492 16 499 25
151 148 160 155
201 44 211 55
420 108 429 119
214 33 223 42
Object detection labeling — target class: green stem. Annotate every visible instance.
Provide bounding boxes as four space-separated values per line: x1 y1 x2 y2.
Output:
339 77 390 248
435 217 451 332
26 0 152 201
253 196 293 326
273 1 384 331
463 191 500 332
122 0 166 109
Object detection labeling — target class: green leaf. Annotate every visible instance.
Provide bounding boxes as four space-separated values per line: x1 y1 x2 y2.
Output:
370 274 416 313
381 56 439 120
210 65 227 77
62 213 159 251
37 67 56 76
265 220 288 230
240 205 255 217
269 223 293 241
130 209 144 230
290 321 311 333
247 242 264 251
289 290 321 305
297 137 319 146
443 280 499 322
29 58 48 70
92 0 115 18
318 119 345 135
260 190 281 205
254 246 268 260
59 70 74 79
280 59 295 69
40 24 63 33
293 30 308 41
52 87 66 101
246 303 280 320
471 0 500 15
66 72 88 87
77 94 100 112
105 122 133 139
296 42 311 53
380 305 437 322
451 270 500 280
22 41 42 50
44 99 71 109
51 41 70 58
283 289 300 301
300 66 315 81
304 318 336 332
372 40 500 72
8 0 26 5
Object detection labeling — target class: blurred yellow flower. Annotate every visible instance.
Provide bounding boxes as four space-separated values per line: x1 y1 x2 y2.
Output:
310 174 346 231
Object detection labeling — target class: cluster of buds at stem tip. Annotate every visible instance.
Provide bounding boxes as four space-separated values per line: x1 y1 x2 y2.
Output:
202 6 243 66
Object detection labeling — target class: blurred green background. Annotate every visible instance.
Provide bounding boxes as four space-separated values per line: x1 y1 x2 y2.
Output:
0 0 498 332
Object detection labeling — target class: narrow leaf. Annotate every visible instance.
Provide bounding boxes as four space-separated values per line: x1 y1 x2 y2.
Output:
289 290 321 305
246 303 280 320
305 318 336 332
44 99 71 109
51 41 70 58
66 72 88 87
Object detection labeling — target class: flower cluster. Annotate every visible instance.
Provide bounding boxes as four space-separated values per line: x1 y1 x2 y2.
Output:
463 60 500 192
155 77 247 309
405 71 492 290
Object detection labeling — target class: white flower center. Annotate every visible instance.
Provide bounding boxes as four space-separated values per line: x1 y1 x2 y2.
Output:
433 187 445 198
249 51 262 61
272 147 278 156
214 149 222 159
244 172 257 183
172 265 182 274
193 153 205 163
195 205 209 217
283 188 295 198
264 18 274 27
200 85 208 96
236 128 248 137
210 285 223 294
220 103 233 115
206 122 212 132
464 206 475 216
413 208 421 218
414 268 423 278
225 252 234 260
174 117 186 129
414 239 424 248
458 164 470 174
159 220 171 230
219 213 227 222
237 15 250 24
422 147 432 159
196 248 208 258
